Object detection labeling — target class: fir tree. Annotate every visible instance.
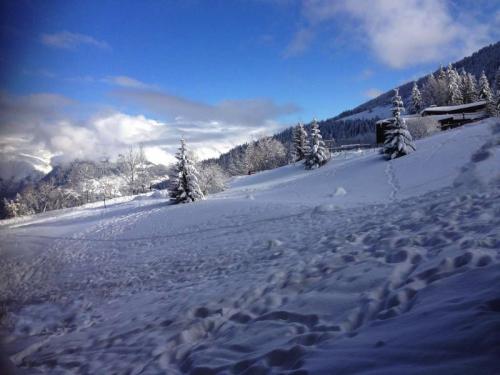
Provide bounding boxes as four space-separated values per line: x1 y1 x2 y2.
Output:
435 65 449 105
410 81 423 114
304 119 330 169
464 73 478 103
292 122 309 162
170 138 204 203
447 66 463 105
459 68 469 103
383 89 415 160
478 71 495 116
478 71 493 101
422 73 437 108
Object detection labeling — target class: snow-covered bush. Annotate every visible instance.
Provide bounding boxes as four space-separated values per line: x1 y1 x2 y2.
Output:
406 116 440 139
245 137 287 173
198 163 228 195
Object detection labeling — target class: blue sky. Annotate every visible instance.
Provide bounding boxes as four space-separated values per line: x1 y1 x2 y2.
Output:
1 0 499 166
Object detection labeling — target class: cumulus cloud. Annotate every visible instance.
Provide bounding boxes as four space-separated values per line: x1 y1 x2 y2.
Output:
287 0 499 68
41 31 110 50
0 88 298 175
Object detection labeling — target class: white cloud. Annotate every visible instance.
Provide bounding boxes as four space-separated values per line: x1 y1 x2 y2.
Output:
283 28 315 57
102 76 156 90
113 86 299 127
287 0 499 68
41 31 110 50
0 90 298 175
363 88 383 99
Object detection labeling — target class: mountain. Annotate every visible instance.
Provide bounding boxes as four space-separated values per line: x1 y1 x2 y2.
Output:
333 41 500 121
0 155 49 199
211 42 500 173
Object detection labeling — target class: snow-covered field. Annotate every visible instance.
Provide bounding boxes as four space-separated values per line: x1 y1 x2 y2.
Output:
1 119 500 374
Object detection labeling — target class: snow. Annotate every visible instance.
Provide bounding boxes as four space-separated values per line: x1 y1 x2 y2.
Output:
421 100 487 113
341 105 392 121
1 118 500 374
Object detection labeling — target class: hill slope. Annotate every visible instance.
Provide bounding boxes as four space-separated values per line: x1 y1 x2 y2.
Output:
334 41 500 121
1 118 500 374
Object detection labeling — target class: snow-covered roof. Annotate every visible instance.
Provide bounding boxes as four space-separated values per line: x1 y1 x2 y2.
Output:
421 101 487 114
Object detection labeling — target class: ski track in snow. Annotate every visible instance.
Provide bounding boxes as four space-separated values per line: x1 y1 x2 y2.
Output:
1 119 500 374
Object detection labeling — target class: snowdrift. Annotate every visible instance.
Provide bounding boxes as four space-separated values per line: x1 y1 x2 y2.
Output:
1 118 499 374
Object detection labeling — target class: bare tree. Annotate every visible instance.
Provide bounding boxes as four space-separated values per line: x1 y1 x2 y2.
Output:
198 163 228 195
245 137 287 173
118 144 149 195
68 161 97 203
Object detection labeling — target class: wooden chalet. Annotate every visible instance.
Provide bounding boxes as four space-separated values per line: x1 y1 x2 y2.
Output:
420 100 487 116
376 100 489 143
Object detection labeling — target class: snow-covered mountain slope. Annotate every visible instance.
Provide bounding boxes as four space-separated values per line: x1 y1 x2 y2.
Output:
340 104 391 121
332 42 500 122
1 118 499 374
0 152 52 182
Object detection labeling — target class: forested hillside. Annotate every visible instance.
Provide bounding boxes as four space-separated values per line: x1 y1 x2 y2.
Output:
210 42 500 175
334 42 500 120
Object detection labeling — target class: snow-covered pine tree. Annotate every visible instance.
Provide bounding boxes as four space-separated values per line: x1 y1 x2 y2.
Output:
448 66 463 105
292 122 309 162
478 71 493 101
170 138 204 203
464 73 478 103
383 88 415 160
304 119 330 169
410 81 423 114
478 71 495 116
459 68 469 103
422 73 437 108
435 65 449 105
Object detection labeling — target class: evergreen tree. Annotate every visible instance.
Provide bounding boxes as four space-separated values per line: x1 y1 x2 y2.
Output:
478 71 495 116
383 89 415 160
422 73 438 107
447 66 463 105
169 138 204 203
478 71 493 101
410 81 423 114
305 119 330 169
464 73 478 103
435 65 449 105
292 122 309 162
459 68 469 103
